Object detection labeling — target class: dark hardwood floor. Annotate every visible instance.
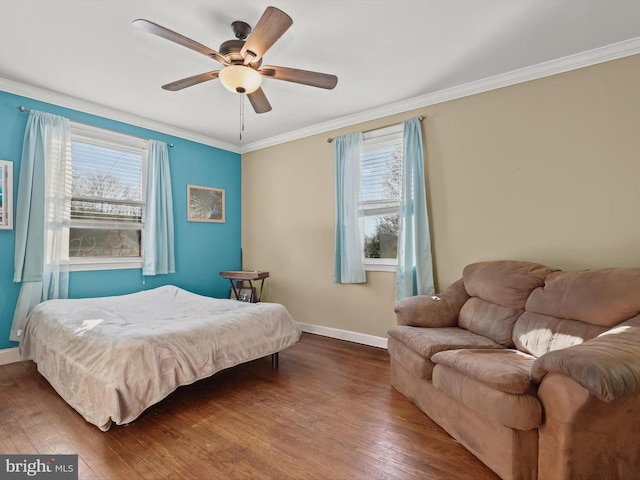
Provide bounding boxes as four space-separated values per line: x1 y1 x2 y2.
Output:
0 333 498 480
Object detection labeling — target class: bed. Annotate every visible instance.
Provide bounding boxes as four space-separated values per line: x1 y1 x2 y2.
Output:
19 285 301 431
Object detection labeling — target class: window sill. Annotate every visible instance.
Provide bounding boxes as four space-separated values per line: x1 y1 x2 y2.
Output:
364 263 397 273
69 258 142 272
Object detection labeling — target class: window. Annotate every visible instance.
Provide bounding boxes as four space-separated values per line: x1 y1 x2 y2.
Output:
69 123 148 271
359 124 403 271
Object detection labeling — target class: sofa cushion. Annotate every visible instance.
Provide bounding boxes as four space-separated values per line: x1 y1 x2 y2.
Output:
525 268 640 327
463 260 553 309
513 311 608 357
458 298 521 347
387 326 504 359
387 337 435 380
431 349 537 395
531 313 640 402
433 365 542 430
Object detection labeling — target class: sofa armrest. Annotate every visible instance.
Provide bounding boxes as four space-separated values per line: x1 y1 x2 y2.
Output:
531 314 640 402
394 278 469 328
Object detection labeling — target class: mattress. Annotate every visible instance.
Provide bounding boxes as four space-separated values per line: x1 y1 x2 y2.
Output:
20 285 301 431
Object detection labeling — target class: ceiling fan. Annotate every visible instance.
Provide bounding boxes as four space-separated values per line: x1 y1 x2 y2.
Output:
133 6 338 114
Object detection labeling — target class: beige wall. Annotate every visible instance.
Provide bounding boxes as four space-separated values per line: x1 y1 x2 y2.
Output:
242 54 640 339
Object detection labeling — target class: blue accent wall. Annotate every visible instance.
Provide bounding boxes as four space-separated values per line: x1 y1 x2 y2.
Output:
0 90 241 350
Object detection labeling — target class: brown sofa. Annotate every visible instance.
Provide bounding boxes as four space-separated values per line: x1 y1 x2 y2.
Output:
388 260 640 480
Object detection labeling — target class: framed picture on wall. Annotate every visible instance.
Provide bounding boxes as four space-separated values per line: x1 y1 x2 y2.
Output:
187 185 225 223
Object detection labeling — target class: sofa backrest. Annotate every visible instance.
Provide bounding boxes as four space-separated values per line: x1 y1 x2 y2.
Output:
460 261 554 347
513 268 640 357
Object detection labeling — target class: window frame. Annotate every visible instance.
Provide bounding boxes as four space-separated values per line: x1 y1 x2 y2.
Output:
359 123 403 272
68 123 148 272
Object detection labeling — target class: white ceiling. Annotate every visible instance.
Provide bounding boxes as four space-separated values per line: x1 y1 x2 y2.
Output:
1 1 640 153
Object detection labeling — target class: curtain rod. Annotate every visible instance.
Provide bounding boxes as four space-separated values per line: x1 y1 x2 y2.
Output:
326 115 424 143
17 105 174 148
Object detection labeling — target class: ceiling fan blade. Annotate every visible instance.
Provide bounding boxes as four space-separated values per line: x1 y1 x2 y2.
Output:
241 7 292 64
260 65 338 90
162 71 220 91
133 19 228 65
247 88 272 114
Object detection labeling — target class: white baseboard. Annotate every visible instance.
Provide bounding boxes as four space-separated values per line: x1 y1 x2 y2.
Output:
0 347 20 366
298 323 388 349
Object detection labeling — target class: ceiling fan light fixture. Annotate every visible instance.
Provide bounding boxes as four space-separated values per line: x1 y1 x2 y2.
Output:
219 65 262 94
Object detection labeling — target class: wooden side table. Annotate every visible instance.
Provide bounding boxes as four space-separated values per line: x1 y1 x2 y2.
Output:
219 271 269 302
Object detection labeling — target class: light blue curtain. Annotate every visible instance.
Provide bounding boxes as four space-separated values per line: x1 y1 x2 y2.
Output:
334 132 365 283
12 111 72 341
142 140 175 276
396 118 434 299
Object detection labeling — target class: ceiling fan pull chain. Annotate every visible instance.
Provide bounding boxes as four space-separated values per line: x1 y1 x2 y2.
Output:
239 94 243 141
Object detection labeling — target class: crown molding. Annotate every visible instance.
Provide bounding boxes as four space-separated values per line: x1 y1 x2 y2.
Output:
0 77 240 154
3 35 639 156
241 36 640 153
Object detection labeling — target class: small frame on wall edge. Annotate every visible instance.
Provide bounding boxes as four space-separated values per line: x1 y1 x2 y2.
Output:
0 160 13 230
187 184 225 223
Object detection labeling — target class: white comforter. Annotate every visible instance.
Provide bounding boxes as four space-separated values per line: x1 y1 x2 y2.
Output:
20 285 301 431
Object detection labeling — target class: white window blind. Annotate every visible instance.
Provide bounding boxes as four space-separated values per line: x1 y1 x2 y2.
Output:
71 141 144 223
361 124 403 210
359 123 403 266
69 123 147 263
